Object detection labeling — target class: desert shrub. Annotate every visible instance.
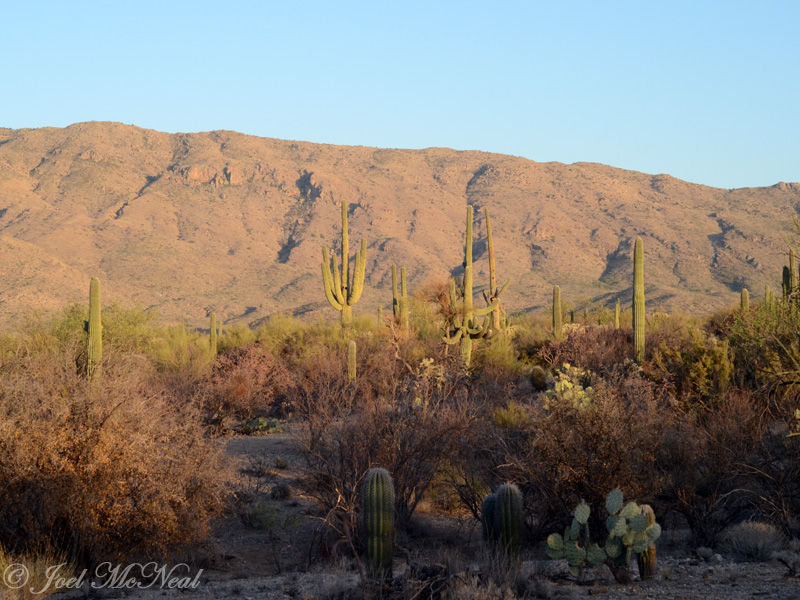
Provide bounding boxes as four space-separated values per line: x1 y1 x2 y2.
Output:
0 544 78 599
723 301 800 402
0 336 226 566
659 389 767 547
202 343 294 422
722 521 785 562
648 325 732 408
493 365 668 538
149 322 213 376
742 415 800 536
536 326 632 374
297 352 476 556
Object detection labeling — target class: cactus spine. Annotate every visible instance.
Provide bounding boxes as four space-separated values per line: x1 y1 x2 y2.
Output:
482 208 509 332
321 201 367 327
210 313 218 356
347 340 357 382
392 264 409 328
494 483 523 569
553 286 563 341
632 237 645 364
443 206 508 367
363 468 394 580
637 504 657 580
87 277 102 380
614 298 620 329
741 288 749 312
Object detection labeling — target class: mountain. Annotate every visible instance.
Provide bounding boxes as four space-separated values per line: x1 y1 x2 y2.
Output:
0 121 798 328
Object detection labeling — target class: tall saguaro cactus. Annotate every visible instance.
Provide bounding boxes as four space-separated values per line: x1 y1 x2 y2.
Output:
553 285 563 341
392 264 409 329
482 208 509 332
321 202 367 327
632 238 645 364
614 298 621 329
741 288 749 312
210 313 218 356
87 277 102 380
791 249 797 294
363 468 394 580
443 206 509 367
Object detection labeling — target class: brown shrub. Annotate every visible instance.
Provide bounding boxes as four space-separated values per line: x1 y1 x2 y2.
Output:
659 389 767 547
0 340 226 566
203 343 294 422
295 350 477 557
491 366 668 538
536 326 632 373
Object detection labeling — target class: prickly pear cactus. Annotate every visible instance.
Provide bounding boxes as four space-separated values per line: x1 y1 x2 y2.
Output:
545 489 660 584
363 468 394 580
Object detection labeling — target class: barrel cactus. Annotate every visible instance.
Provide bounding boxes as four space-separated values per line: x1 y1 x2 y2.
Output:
363 468 394 580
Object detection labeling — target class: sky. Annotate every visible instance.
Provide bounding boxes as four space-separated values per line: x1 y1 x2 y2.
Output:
2 1 798 189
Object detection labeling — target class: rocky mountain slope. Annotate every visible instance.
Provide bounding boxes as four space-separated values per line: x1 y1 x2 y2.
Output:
0 121 798 327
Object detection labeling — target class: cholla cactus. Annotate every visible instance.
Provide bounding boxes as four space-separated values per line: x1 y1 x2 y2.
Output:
542 364 594 410
546 489 661 583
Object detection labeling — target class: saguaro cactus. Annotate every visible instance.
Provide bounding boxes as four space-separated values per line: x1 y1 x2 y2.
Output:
765 284 772 313
363 468 394 580
553 286 563 341
210 312 218 356
443 206 509 367
87 277 102 380
783 266 791 299
321 202 367 327
392 264 409 329
637 504 657 580
741 288 749 312
494 483 523 568
792 249 798 294
482 208 509 332
347 340 357 382
614 298 620 329
632 238 645 364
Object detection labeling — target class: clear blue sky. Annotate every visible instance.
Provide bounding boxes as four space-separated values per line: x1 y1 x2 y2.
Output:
3 1 798 189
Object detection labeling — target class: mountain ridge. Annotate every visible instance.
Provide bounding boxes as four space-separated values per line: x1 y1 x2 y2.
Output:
0 121 798 328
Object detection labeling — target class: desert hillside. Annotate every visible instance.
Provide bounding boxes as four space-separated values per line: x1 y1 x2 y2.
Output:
0 121 798 327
